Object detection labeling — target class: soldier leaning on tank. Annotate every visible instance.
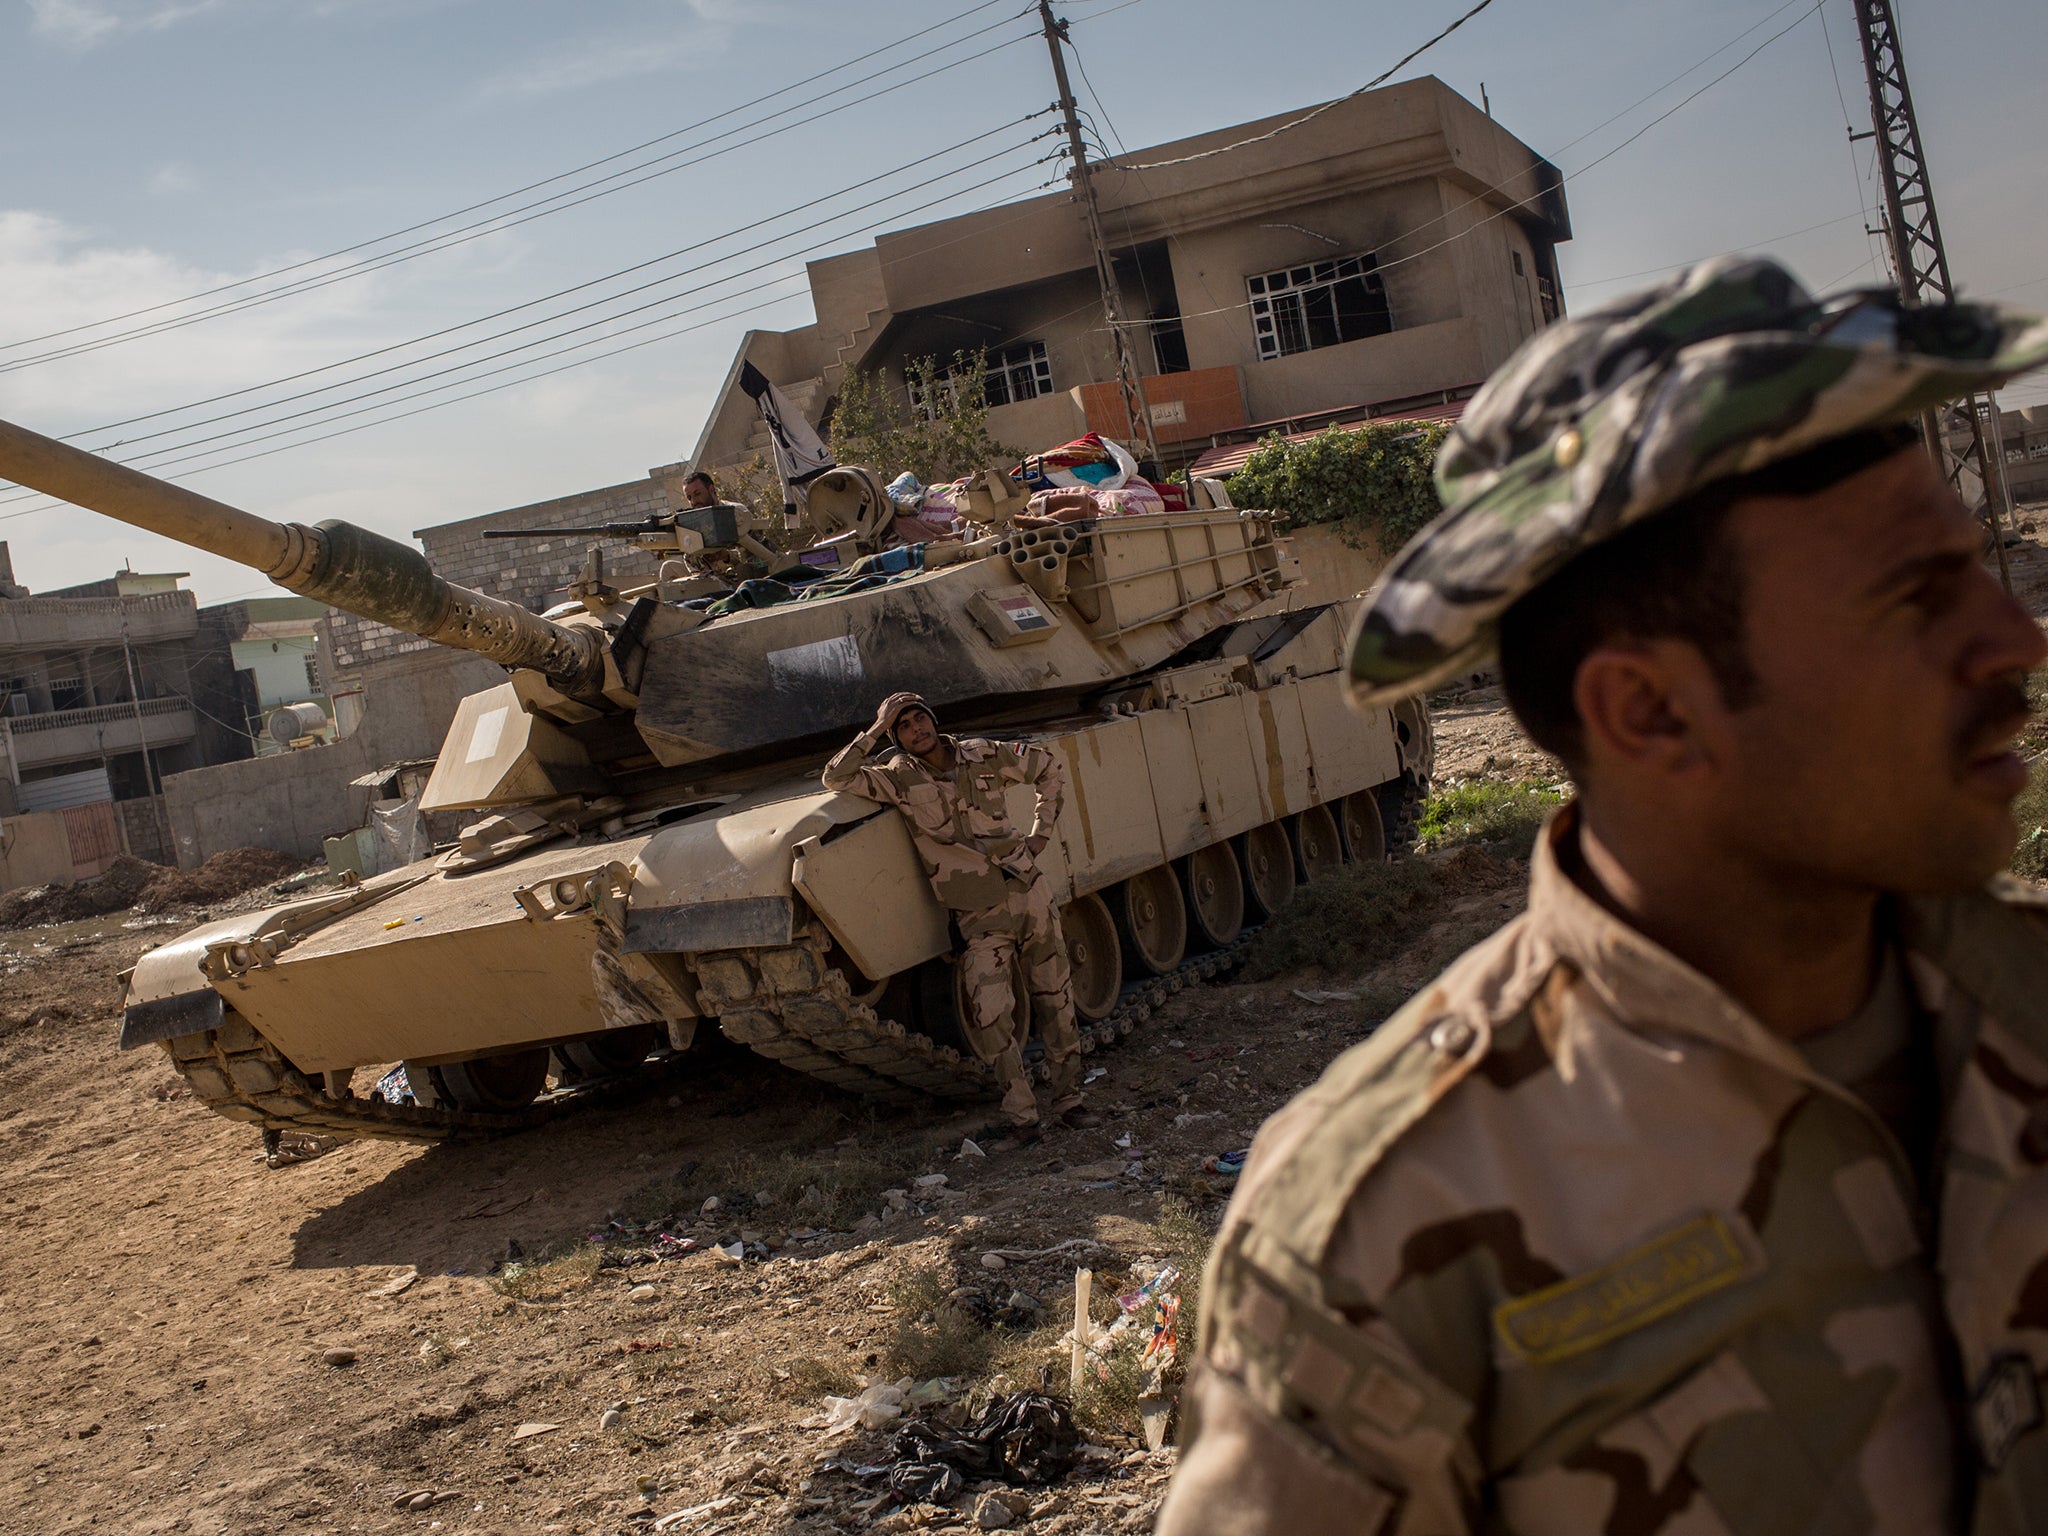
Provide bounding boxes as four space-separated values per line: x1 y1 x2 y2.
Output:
821 691 1102 1144
1157 257 2048 1535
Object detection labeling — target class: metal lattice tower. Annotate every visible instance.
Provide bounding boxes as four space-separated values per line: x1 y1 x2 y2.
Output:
1850 0 2008 578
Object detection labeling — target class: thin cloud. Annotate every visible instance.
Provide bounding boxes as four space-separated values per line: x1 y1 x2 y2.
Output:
471 0 750 103
26 0 226 48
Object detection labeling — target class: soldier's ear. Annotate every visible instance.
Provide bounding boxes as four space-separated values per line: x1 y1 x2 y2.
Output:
1574 639 1721 785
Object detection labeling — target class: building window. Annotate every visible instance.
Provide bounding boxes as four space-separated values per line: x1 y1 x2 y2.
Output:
304 654 323 692
1150 307 1189 374
978 342 1054 407
1248 253 1391 360
913 342 1054 415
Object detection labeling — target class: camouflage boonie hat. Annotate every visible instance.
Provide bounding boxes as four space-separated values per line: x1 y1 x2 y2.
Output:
1345 255 2048 707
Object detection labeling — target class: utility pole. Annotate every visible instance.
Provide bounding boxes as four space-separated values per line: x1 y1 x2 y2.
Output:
1036 0 1163 470
1849 0 2010 585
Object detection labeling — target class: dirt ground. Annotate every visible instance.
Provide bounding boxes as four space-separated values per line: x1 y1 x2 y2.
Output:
0 784 1526 1536
1 512 2041 1536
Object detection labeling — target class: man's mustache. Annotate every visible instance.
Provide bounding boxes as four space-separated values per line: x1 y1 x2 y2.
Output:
1956 675 2033 766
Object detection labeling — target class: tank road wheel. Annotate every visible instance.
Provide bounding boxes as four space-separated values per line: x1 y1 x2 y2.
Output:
1340 790 1388 865
555 1024 660 1081
823 939 889 1009
1236 822 1297 920
915 954 1025 1065
1112 865 1187 978
1179 842 1244 950
420 1048 551 1113
1291 804 1344 884
1061 893 1122 1023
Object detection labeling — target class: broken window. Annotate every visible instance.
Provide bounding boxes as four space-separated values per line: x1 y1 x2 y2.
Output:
1248 253 1392 361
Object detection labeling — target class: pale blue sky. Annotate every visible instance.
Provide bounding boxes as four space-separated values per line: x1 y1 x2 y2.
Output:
1 0 2043 601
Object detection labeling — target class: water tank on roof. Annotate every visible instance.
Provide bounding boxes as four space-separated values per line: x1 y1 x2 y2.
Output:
268 701 328 747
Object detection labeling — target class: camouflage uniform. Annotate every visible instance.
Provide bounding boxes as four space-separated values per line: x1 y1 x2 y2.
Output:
821 725 1080 1125
1160 807 2048 1534
1160 260 2048 1533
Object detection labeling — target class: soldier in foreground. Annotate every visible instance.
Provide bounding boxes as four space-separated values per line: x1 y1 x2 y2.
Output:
1158 257 2048 1533
822 692 1098 1142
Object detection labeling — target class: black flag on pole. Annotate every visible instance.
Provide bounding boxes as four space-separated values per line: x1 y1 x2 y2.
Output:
738 361 834 486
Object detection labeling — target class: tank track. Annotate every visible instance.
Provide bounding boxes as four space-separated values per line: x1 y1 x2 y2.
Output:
686 923 1254 1103
153 925 1255 1142
161 1013 634 1144
1381 774 1431 860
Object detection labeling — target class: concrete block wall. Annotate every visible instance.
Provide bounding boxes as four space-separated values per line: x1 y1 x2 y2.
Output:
323 474 678 683
164 735 376 868
118 796 172 865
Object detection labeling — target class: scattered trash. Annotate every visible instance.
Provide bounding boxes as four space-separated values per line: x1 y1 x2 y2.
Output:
958 1138 986 1159
979 1237 1112 1264
701 1196 722 1215
1291 988 1358 1005
868 1391 1080 1507
1083 1067 1108 1084
265 1131 339 1168
510 1422 559 1442
1201 1149 1249 1180
370 1064 415 1106
816 1381 908 1437
710 1241 745 1265
652 1494 738 1530
1113 1134 1132 1149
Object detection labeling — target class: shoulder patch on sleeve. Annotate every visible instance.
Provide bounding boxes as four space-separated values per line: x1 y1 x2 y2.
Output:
1490 1211 1762 1366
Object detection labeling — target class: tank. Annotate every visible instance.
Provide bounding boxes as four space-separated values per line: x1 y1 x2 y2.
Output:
0 415 1433 1142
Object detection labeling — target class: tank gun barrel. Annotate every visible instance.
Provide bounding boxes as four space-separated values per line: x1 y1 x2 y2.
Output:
0 415 607 695
482 519 670 540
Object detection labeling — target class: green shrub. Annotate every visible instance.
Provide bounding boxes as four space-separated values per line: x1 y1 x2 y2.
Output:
1417 780 1564 859
1242 858 1450 981
828 352 1022 485
1226 419 1453 547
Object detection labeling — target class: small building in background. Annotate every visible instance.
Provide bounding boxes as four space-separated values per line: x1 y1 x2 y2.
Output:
0 550 255 867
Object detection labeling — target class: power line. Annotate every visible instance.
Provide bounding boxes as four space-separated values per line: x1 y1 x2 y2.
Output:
0 158 1071 512
1100 0 1501 172
0 0 1029 355
1562 207 1878 291
63 116 1055 447
0 179 1086 520
84 149 1063 469
1101 0 1825 333
0 22 1042 374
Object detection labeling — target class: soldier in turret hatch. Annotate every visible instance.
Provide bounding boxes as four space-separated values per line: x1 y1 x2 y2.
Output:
823 691 1100 1143
1158 257 2048 1534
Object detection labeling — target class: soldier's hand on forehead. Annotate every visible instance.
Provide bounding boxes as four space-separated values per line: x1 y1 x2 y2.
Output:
873 692 926 734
